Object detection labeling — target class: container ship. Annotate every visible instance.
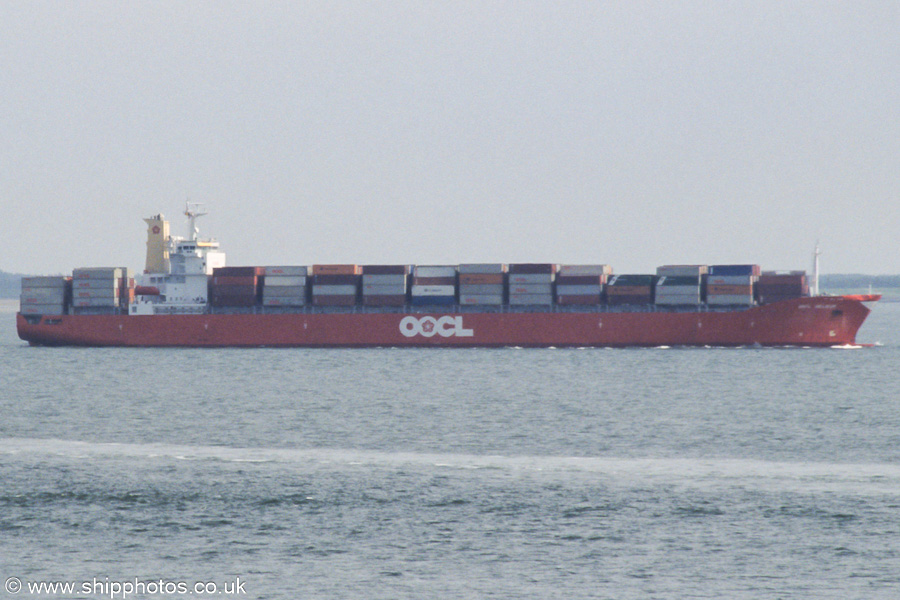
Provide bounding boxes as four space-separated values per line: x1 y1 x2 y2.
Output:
16 207 879 348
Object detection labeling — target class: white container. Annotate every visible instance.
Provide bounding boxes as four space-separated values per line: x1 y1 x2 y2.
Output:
263 296 306 306
363 284 408 295
264 276 307 287
21 276 68 288
414 266 457 278
458 284 504 295
73 267 123 279
411 285 455 296
707 295 755 306
19 303 66 315
263 285 306 298
556 285 602 295
508 294 554 305
509 284 552 295
312 285 357 296
656 265 708 277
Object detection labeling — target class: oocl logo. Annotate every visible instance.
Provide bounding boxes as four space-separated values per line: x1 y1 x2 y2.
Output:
399 316 474 338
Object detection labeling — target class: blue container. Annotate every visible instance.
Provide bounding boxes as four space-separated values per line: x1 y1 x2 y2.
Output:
708 264 758 276
410 295 456 306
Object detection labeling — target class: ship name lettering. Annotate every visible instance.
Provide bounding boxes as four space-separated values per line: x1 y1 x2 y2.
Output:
399 316 474 338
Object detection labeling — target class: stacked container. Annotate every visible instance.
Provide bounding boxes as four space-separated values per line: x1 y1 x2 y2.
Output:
706 264 760 306
72 268 129 310
508 264 556 305
605 275 656 305
211 266 264 307
262 266 308 307
361 265 409 306
555 264 611 305
756 272 809 304
20 276 71 315
311 264 361 306
411 265 457 306
654 265 706 306
458 264 506 306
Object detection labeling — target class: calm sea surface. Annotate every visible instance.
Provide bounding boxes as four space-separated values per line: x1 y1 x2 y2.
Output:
1 301 898 599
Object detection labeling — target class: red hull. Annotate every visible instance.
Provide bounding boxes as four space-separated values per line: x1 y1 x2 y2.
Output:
16 296 872 348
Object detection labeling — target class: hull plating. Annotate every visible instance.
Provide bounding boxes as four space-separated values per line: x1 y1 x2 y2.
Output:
17 297 871 348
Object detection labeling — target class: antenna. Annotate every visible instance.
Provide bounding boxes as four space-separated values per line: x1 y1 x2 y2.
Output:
184 201 208 241
811 241 822 296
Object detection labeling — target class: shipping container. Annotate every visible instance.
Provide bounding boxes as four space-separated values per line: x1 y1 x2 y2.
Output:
361 264 410 275
362 274 407 286
20 288 66 303
706 275 756 286
458 263 507 274
210 284 257 296
557 295 602 305
414 265 457 278
508 273 554 284
706 284 753 295
312 285 358 296
606 285 654 296
509 284 553 295
508 263 557 275
22 276 69 288
458 284 504 295
410 295 456 306
459 294 504 305
72 297 119 307
213 266 266 277
19 303 67 315
509 294 554 305
311 264 361 275
411 276 456 286
559 264 613 276
607 294 654 306
707 264 760 276
556 285 603 295
73 267 123 279
210 295 257 308
263 276 307 287
74 289 119 299
212 275 257 286
556 275 606 285
459 273 504 285
411 285 455 296
657 276 702 286
312 295 357 306
262 296 306 307
262 286 307 298
707 295 755 306
362 295 407 306
362 283 408 295
264 266 309 277
656 265 708 277
313 274 360 285
608 274 657 286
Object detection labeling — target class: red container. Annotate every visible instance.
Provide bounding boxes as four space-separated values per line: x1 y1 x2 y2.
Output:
556 275 605 285
312 264 361 275
412 276 456 286
211 284 257 296
459 273 504 285
212 276 257 286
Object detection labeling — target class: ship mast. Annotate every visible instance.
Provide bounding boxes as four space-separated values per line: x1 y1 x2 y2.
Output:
811 241 822 296
184 201 208 242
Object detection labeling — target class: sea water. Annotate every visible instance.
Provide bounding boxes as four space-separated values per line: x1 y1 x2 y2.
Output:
1 301 898 599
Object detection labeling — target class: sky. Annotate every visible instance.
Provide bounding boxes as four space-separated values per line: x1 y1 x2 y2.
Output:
1 1 898 276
